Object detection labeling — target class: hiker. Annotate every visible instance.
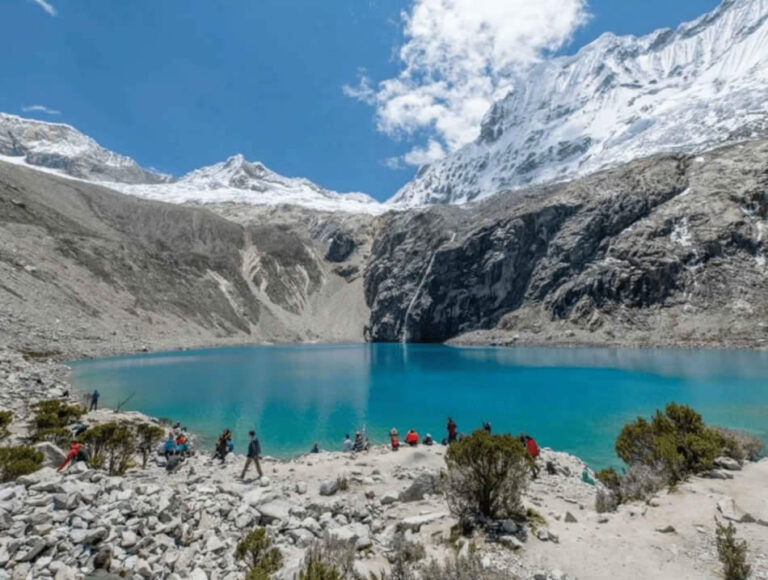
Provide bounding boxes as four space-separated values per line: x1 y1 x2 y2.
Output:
59 441 88 472
423 433 434 446
389 428 400 451
85 548 122 580
310 442 320 454
214 429 233 463
447 417 457 443
71 422 88 438
163 434 177 459
241 430 263 479
483 421 492 434
342 434 353 452
520 433 540 478
405 429 419 447
353 432 365 452
89 389 100 411
175 432 189 456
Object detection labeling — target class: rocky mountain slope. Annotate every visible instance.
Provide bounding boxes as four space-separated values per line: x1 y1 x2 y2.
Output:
0 113 382 214
2 136 768 355
392 0 768 206
0 160 373 357
369 140 768 349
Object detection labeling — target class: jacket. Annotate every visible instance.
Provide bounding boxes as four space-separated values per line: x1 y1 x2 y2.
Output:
247 438 261 458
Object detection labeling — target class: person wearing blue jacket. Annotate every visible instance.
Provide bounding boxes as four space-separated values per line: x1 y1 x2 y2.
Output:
241 430 263 479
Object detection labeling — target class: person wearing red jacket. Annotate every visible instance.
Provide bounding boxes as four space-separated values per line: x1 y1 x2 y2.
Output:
59 441 88 472
404 429 419 447
447 417 457 444
389 428 400 451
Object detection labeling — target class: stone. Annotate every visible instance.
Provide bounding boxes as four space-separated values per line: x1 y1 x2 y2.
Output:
33 442 67 469
134 558 152 578
499 520 520 534
189 569 208 580
121 530 138 548
704 470 734 480
258 500 293 524
536 529 550 542
398 472 441 503
717 497 757 524
656 525 676 534
564 511 578 523
380 491 399 506
329 523 370 548
16 537 47 562
17 467 59 487
498 536 524 550
714 456 742 471
205 535 225 553
319 478 339 496
398 512 449 532
294 482 307 495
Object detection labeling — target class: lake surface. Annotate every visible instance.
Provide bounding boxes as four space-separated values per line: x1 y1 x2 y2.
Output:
69 344 768 469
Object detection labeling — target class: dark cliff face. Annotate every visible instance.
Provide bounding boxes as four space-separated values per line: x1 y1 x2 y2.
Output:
365 143 768 346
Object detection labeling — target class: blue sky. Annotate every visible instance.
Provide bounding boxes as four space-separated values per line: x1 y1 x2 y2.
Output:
2 0 720 200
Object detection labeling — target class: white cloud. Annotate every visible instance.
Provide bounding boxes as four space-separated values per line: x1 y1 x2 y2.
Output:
347 0 590 166
29 0 57 16
22 104 61 115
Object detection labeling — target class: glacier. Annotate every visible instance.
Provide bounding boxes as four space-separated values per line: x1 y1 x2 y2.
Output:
391 0 768 206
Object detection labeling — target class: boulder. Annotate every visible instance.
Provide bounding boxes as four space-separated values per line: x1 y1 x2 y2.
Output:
328 523 370 549
398 472 441 503
398 512 449 532
259 500 293 524
564 512 578 523
319 478 339 496
33 442 66 469
714 457 742 471
498 536 524 550
717 497 757 524
380 491 399 506
656 525 676 534
295 482 307 495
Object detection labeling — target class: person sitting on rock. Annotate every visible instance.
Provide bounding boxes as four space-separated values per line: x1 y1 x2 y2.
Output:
59 440 88 472
389 428 400 451
405 429 419 447
214 429 233 463
423 433 434 446
342 434 353 452
175 433 189 456
353 431 366 452
310 441 320 453
241 430 263 479
163 434 177 459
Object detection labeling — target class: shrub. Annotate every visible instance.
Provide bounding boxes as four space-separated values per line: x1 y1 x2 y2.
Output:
420 551 507 580
595 467 621 492
35 427 72 449
445 429 532 522
297 549 341 580
388 533 426 580
337 475 349 492
30 400 83 441
616 403 726 483
712 427 765 463
0 445 44 482
0 411 12 440
135 424 165 469
619 463 665 502
715 519 751 580
235 528 283 580
81 422 137 475
595 488 619 513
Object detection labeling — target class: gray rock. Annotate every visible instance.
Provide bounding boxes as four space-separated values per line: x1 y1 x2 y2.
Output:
398 472 441 502
33 442 67 469
398 512 449 532
258 500 293 524
380 491 399 506
498 535 524 550
319 478 339 497
714 456 742 471
656 525 676 534
564 511 578 523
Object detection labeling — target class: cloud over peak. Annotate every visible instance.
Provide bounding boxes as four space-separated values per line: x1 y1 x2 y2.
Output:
22 104 61 115
347 0 590 167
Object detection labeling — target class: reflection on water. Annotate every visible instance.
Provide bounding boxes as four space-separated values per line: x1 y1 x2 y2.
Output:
70 344 768 468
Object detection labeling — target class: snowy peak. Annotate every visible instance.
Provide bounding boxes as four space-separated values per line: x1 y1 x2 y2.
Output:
0 114 384 214
392 0 768 207
0 113 167 185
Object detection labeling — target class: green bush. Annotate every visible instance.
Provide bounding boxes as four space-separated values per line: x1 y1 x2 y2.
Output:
0 411 12 440
136 424 165 469
595 467 621 492
0 445 44 482
716 519 751 580
30 400 83 441
616 403 726 483
235 528 283 580
35 427 72 449
81 422 137 475
297 550 341 580
445 429 532 522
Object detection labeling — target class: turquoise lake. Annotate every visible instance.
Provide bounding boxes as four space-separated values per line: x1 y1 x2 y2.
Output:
69 344 768 469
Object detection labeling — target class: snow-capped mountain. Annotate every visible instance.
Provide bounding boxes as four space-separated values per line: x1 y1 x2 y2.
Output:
391 0 768 206
0 113 383 214
0 113 168 184
112 155 385 214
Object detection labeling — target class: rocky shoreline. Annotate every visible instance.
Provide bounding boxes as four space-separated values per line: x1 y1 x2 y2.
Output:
1 347 767 580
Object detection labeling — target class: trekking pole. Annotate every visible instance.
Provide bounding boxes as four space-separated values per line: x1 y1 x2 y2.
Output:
114 393 135 413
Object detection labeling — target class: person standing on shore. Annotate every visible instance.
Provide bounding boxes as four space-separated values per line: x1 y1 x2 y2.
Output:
241 430 263 479
89 389 100 412
447 417 457 443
